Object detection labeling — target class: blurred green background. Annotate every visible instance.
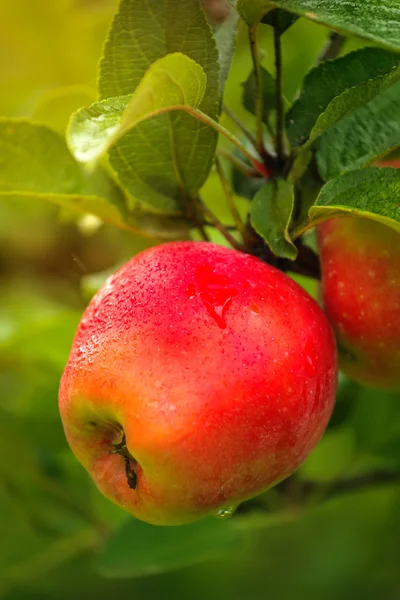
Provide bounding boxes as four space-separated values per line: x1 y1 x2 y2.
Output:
1 1 400 598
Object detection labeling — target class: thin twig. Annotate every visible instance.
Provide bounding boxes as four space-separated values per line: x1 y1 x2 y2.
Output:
316 31 346 64
248 25 266 157
217 147 261 178
276 468 400 507
324 469 400 499
197 222 211 241
222 104 258 150
273 27 285 164
215 156 247 241
195 196 245 251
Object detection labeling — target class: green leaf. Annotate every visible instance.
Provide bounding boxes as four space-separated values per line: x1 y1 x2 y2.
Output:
317 81 400 181
251 179 297 259
94 516 243 578
0 118 91 195
1 310 81 371
0 118 132 229
242 65 290 126
97 0 220 211
231 159 265 200
243 66 276 125
214 10 239 89
68 54 207 164
99 0 218 103
33 85 97 134
236 0 400 50
308 167 400 233
287 47 400 147
352 387 400 465
1 191 137 234
262 8 298 34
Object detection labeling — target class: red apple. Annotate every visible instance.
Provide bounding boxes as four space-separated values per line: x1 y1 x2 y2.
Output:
59 242 337 525
318 217 400 390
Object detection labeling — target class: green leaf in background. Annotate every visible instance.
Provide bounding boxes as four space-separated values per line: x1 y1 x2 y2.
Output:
231 158 265 200
308 167 400 233
97 0 220 212
94 516 243 578
287 47 400 148
317 81 400 181
251 179 297 259
0 118 186 239
236 0 400 50
352 387 400 466
68 53 206 164
242 66 277 125
262 8 298 35
33 85 97 134
0 118 131 228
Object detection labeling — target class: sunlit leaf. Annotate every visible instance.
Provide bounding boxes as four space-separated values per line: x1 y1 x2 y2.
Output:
97 0 220 211
68 54 207 164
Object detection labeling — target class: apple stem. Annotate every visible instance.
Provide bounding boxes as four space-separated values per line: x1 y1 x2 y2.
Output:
109 432 138 490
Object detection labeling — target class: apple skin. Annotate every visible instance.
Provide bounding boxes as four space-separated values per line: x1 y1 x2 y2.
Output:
318 217 400 390
59 242 337 525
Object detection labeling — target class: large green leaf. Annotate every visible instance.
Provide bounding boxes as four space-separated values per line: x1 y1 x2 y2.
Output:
97 0 220 211
0 118 131 226
317 81 400 181
251 179 297 259
0 119 189 238
94 516 243 578
308 167 400 232
287 47 400 147
236 0 400 50
68 54 206 164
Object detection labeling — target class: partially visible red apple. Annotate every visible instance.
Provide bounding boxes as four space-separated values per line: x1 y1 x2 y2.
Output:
376 159 400 168
59 242 337 525
318 217 400 390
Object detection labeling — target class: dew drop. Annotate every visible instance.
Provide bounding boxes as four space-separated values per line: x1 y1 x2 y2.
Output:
186 283 196 299
195 264 238 329
212 506 236 520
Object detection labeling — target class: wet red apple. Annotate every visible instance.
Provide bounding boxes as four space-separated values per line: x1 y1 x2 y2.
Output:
59 242 337 525
318 217 400 390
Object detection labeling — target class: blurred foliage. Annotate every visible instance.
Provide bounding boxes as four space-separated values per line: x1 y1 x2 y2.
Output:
0 1 399 599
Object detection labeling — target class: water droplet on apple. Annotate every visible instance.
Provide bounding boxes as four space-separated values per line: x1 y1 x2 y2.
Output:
194 264 238 329
212 506 236 519
186 283 196 299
